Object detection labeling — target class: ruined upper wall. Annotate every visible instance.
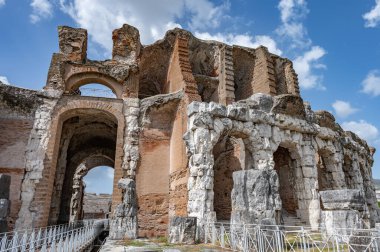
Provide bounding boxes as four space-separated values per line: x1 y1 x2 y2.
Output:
43 24 300 104
0 83 41 119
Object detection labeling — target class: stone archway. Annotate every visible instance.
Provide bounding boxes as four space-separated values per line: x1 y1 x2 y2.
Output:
316 148 345 191
274 146 299 216
272 143 305 225
51 109 118 224
65 72 123 98
69 155 114 222
16 98 125 229
212 134 252 221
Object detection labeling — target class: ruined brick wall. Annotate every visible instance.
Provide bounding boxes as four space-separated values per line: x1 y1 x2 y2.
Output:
0 84 40 229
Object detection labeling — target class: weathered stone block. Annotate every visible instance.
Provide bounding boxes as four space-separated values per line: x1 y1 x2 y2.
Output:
246 93 273 112
0 174 10 199
321 210 360 235
271 94 306 119
315 110 336 130
320 189 365 211
169 216 197 244
231 169 281 224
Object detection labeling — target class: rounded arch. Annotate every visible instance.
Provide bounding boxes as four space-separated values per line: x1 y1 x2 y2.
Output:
65 72 123 98
211 124 254 221
39 99 125 226
70 155 115 222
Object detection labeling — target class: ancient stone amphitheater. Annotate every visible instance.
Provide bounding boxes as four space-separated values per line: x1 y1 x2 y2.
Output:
0 24 378 242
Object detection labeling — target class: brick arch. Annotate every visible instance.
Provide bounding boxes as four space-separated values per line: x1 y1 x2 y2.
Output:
27 98 125 227
65 72 123 98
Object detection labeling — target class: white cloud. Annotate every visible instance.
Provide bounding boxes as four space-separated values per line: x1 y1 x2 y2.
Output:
363 0 380 28
106 168 114 179
0 0 5 8
30 0 53 23
332 100 358 118
276 0 310 48
293 46 326 89
361 70 380 96
342 120 379 144
59 0 228 53
0 75 9 85
184 0 229 31
195 32 283 55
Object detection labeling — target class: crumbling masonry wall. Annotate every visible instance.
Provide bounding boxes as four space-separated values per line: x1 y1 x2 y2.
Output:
0 23 378 240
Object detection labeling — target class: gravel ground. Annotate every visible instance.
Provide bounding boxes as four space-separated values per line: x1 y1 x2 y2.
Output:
99 239 229 252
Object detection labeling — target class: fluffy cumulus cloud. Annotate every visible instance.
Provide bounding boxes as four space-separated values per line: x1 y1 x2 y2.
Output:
195 32 282 55
0 0 5 7
363 0 380 28
58 0 230 52
276 0 310 48
30 0 53 23
361 70 380 96
0 75 9 84
332 100 358 118
276 0 327 90
293 46 326 89
342 120 379 144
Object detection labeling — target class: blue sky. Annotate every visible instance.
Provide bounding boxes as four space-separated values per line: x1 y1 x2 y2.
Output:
0 0 379 183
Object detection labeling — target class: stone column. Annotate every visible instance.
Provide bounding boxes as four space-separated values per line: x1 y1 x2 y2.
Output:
109 98 140 239
16 96 59 229
0 174 11 232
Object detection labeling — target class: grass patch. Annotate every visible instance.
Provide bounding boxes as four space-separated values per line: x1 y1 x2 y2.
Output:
123 238 147 247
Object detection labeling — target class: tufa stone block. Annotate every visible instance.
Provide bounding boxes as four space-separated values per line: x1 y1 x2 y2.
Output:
320 189 366 211
169 216 197 244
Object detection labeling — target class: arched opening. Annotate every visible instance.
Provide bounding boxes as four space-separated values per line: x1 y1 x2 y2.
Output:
81 166 114 220
342 155 356 189
75 83 117 98
65 72 123 98
316 150 336 191
274 146 299 217
212 133 252 221
48 109 118 224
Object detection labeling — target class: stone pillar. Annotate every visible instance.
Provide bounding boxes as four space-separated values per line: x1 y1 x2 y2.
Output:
112 24 141 63
109 98 140 239
218 45 235 105
110 178 138 239
231 169 281 225
15 97 59 229
0 174 11 232
58 26 87 63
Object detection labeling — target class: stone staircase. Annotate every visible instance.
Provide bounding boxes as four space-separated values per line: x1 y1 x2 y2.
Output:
282 211 307 227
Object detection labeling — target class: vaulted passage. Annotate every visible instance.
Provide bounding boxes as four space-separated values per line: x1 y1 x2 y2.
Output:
274 147 299 216
48 109 118 224
213 134 252 221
